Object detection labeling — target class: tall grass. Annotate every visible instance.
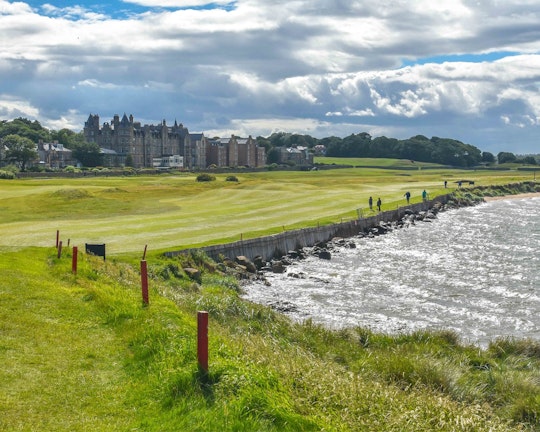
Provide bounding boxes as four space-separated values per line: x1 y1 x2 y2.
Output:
2 246 539 430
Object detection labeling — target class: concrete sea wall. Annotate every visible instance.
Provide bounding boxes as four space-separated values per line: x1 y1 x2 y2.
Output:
165 194 452 262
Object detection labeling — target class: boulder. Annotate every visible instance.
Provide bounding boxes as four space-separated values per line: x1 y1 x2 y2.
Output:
222 258 237 268
318 250 332 260
287 250 300 259
271 261 286 273
252 255 265 270
235 255 257 273
183 267 201 282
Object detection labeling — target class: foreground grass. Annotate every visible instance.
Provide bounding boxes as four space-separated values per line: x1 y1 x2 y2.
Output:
0 164 535 255
1 246 539 431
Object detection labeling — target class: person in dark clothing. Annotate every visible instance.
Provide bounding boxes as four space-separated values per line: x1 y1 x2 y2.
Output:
369 196 373 210
376 197 382 211
404 191 411 204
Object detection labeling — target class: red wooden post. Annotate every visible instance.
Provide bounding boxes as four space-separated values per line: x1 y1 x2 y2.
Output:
141 260 149 306
197 311 209 373
56 230 59 248
72 246 78 274
57 241 62 259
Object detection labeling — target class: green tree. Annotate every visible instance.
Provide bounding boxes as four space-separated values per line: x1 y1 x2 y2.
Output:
497 152 517 164
0 118 50 142
3 134 38 171
266 147 280 164
481 151 496 164
71 141 103 167
518 155 537 165
124 154 134 167
50 128 86 148
256 136 272 153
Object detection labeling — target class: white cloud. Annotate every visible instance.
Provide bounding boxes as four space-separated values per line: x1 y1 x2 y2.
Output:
0 1 33 15
44 109 86 131
1 0 540 154
206 117 337 139
77 79 116 89
0 94 40 118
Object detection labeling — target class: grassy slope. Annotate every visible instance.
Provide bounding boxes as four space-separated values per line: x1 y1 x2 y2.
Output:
0 164 535 256
1 246 538 431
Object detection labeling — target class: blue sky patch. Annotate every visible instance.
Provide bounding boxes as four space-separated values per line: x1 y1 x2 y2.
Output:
24 1 236 19
402 51 521 67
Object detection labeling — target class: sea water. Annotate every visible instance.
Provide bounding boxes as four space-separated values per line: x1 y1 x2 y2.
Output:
242 196 540 346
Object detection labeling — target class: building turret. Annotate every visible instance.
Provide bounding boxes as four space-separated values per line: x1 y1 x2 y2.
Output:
83 114 100 143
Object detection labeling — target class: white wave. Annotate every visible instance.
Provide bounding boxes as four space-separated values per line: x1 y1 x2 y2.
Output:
243 198 540 346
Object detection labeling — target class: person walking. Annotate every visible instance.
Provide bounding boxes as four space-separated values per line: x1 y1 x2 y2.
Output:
369 196 373 210
404 191 411 204
422 189 428 202
376 197 382 211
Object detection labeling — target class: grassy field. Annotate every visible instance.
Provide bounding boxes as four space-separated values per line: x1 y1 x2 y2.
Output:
314 156 446 168
0 162 535 256
1 162 539 430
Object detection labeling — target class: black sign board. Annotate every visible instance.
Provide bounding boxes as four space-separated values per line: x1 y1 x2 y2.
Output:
85 243 106 260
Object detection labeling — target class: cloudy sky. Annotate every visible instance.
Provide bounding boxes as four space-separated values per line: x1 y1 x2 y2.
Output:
1 0 539 154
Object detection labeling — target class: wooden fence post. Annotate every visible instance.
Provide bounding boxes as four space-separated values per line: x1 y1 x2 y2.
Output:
141 260 149 306
197 311 209 373
72 246 78 274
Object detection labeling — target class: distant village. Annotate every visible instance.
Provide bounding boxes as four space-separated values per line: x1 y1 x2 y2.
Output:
32 114 315 170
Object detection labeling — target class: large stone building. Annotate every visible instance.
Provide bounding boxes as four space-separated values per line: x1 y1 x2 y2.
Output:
206 135 266 168
37 141 73 169
277 146 314 166
84 113 266 169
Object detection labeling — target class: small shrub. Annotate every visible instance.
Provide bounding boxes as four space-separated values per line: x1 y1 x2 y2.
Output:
2 164 19 174
27 166 46 172
0 170 15 179
196 173 216 182
225 175 238 182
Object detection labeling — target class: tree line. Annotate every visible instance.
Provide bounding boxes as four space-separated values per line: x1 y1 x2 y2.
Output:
257 132 537 167
0 117 537 170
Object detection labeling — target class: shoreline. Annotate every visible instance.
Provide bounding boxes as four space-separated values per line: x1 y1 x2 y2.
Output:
483 192 540 202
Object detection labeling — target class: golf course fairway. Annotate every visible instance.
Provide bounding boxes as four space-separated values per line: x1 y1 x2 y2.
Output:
0 163 535 255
